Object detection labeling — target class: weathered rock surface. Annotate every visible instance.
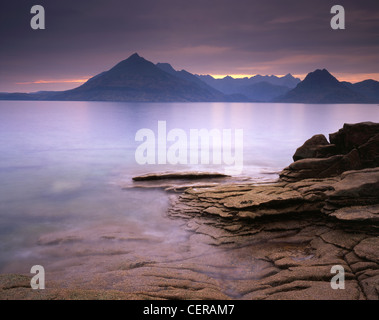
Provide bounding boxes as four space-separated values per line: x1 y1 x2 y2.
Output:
161 170 378 299
155 122 379 299
1 212 377 300
166 167 379 224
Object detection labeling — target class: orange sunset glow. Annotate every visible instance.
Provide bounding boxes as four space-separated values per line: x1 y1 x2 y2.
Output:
16 78 89 85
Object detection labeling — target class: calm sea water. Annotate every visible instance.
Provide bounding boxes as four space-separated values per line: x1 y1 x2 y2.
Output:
0 101 378 273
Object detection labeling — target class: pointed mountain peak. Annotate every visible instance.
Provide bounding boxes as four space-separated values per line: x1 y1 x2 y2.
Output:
115 53 145 65
129 52 141 59
302 68 339 84
109 52 151 72
310 69 333 77
123 52 146 63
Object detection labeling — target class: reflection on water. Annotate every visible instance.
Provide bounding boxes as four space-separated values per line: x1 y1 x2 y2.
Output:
0 101 378 278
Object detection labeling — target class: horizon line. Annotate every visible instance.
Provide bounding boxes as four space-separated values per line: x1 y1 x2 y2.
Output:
7 71 379 93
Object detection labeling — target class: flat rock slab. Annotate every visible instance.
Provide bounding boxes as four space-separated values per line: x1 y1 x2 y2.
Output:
222 186 303 209
354 237 379 263
330 205 379 222
132 171 230 181
330 168 379 198
164 167 379 224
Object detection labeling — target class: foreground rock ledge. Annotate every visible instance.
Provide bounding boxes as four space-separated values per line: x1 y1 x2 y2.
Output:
163 122 379 222
167 167 379 222
162 122 379 299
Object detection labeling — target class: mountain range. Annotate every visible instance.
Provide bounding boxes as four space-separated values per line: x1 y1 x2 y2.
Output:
196 73 301 102
0 53 378 103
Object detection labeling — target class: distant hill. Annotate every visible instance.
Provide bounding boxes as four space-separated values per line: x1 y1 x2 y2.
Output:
275 69 370 103
196 73 300 102
197 73 300 91
237 82 292 102
343 79 379 103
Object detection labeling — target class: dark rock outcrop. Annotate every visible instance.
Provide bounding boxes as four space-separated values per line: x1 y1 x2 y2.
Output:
293 134 337 161
329 122 379 154
281 122 379 181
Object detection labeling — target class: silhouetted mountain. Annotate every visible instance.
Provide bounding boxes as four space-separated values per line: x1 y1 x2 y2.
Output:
275 69 369 103
238 82 291 102
195 73 299 101
252 73 300 88
197 73 300 95
0 92 38 100
156 62 225 96
51 53 231 102
0 53 243 102
280 74 302 88
0 57 378 103
345 79 379 103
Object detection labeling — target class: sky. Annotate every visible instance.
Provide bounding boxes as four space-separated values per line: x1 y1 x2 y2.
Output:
1 0 379 92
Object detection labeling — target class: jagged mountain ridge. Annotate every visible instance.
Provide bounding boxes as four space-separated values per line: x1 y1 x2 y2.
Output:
0 55 378 103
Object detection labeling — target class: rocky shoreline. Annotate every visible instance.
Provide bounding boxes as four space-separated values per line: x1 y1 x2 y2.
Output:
144 121 379 299
1 122 378 300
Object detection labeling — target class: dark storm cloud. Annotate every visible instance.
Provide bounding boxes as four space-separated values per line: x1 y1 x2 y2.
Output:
1 0 378 91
